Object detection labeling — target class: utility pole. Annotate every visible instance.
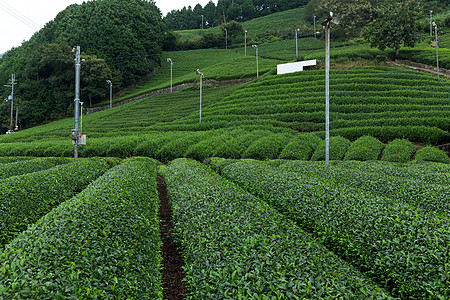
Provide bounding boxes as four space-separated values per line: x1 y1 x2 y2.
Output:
106 80 113 107
196 69 204 123
4 74 16 132
225 28 228 49
323 13 340 165
433 22 439 79
72 46 81 162
244 30 247 56
253 45 258 78
167 58 173 92
15 106 19 131
201 15 204 29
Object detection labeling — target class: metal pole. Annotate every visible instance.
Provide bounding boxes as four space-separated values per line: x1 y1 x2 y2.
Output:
10 74 15 131
74 46 81 162
434 23 439 79
80 102 83 133
253 45 258 78
15 106 18 131
325 26 330 165
245 30 247 56
167 58 173 92
199 74 202 123
225 28 228 49
296 29 298 59
314 16 316 38
201 15 204 29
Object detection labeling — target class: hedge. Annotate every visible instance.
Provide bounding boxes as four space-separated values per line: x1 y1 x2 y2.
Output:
0 158 118 248
414 146 450 164
381 139 417 163
344 136 384 161
223 160 450 298
279 133 322 160
311 136 351 161
0 157 162 299
163 158 390 299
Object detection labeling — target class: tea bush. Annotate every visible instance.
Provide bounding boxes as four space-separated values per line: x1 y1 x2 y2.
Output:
0 158 162 299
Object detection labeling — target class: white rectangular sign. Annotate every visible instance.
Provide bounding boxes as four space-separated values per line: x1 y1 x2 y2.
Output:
277 59 317 75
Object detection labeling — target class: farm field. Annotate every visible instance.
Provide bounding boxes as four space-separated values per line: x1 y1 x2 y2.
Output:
0 156 449 298
0 4 449 299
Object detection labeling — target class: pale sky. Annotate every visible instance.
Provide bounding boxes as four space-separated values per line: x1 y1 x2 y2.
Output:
0 0 217 54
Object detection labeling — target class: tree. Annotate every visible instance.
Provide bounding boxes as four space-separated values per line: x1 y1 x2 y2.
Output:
363 0 423 56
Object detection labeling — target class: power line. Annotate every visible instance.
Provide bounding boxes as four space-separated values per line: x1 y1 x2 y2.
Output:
0 0 40 31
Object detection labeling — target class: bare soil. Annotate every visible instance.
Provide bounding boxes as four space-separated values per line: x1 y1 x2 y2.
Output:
158 174 186 299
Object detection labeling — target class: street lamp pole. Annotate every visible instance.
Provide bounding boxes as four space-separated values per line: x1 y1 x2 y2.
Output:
295 28 299 59
73 46 81 162
106 80 113 108
252 45 258 78
196 69 204 123
225 28 228 49
433 22 439 79
167 58 173 92
324 13 340 166
314 16 316 38
245 30 247 56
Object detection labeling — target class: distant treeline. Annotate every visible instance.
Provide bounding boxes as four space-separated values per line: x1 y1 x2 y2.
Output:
164 0 309 31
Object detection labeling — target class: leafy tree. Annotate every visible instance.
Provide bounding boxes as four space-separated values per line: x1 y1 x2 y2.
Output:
203 1 217 27
363 0 423 56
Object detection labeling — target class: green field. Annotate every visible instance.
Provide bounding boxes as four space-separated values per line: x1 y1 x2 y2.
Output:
0 4 449 299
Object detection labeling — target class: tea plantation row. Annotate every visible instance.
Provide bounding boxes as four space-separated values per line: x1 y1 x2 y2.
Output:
0 157 163 298
221 160 450 299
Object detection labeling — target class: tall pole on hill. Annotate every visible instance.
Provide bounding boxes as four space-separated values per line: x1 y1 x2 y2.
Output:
4 74 16 132
433 22 439 79
225 28 228 49
72 46 81 162
314 16 316 38
295 28 299 59
324 13 340 166
196 69 204 123
106 80 113 108
245 30 247 56
201 15 204 29
167 58 173 92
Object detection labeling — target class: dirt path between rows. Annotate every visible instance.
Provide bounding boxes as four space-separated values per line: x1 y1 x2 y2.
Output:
157 174 186 299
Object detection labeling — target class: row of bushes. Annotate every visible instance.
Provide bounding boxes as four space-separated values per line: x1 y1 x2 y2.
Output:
0 157 163 298
163 158 390 298
0 130 448 164
221 160 450 298
0 157 72 180
0 158 118 248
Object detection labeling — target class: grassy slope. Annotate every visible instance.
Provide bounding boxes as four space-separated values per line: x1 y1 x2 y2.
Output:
174 6 309 42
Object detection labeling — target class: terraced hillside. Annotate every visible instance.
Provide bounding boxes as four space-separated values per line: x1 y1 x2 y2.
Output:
0 66 448 162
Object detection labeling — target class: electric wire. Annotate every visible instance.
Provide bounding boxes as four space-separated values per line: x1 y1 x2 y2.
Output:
0 0 40 31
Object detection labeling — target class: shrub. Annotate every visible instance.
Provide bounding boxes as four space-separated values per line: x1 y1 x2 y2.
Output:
344 135 384 161
414 146 450 164
311 136 351 161
242 133 291 160
0 158 162 299
279 133 322 160
0 158 113 248
223 160 450 298
163 158 389 299
382 139 417 163
0 157 71 180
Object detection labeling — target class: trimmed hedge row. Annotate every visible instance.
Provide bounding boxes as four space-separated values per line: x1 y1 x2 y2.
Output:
222 161 450 299
0 158 119 248
0 157 162 299
163 158 390 299
381 139 417 163
0 157 72 180
415 146 450 164
311 136 351 161
344 136 384 161
279 133 321 160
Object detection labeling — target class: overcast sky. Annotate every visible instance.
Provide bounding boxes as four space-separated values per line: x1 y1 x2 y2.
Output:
0 0 216 54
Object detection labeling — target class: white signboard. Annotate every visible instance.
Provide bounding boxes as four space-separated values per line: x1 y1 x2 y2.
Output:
277 59 317 75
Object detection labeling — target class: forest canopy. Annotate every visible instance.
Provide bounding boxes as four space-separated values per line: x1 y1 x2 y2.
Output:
0 0 164 131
